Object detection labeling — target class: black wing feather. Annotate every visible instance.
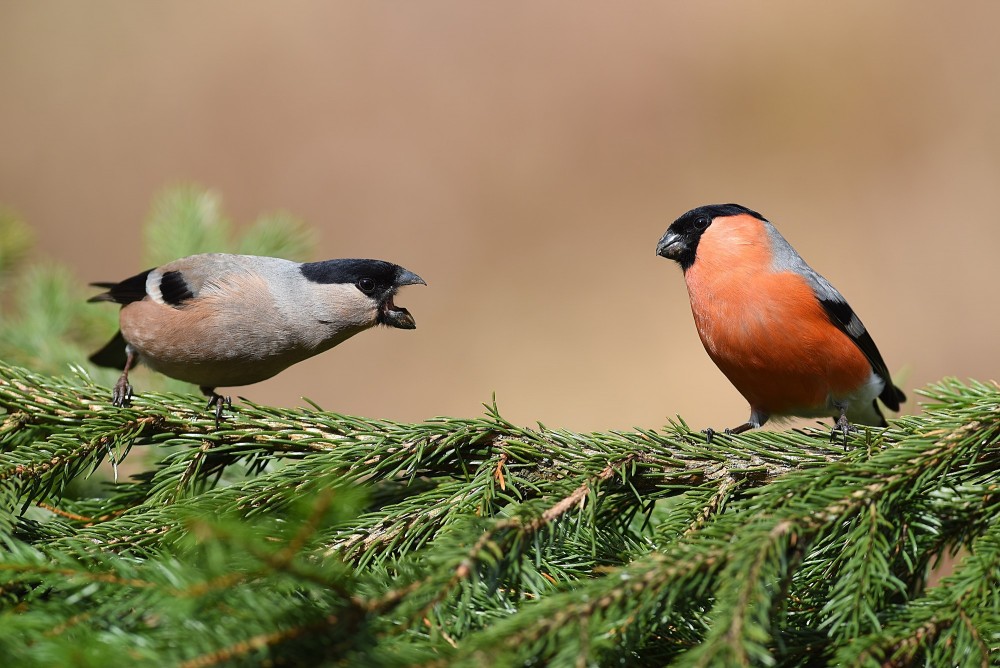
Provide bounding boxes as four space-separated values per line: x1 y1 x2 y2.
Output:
818 298 906 411
88 268 196 308
158 270 195 306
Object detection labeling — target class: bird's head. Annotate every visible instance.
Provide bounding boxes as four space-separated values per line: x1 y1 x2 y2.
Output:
299 258 426 332
656 203 765 271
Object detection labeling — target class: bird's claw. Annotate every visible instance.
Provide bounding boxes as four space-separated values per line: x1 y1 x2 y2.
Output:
703 422 755 444
111 377 133 407
831 413 858 449
205 393 232 428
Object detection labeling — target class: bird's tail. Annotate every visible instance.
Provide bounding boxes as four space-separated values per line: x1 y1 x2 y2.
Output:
87 269 153 304
87 283 120 303
880 383 906 412
89 331 129 369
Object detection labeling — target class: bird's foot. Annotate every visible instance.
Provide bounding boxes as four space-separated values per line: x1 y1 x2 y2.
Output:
111 375 133 407
702 422 754 444
204 392 232 428
831 412 858 449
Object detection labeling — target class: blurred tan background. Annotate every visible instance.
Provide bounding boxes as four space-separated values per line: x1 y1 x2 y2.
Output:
0 2 997 431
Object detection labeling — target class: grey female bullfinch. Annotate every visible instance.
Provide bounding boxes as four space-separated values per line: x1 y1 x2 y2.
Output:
89 253 425 422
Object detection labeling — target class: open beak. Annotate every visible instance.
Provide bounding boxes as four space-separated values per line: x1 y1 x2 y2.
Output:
380 297 416 329
379 268 426 329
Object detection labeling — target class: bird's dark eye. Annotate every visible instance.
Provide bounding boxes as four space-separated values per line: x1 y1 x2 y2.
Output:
357 277 376 294
694 216 711 231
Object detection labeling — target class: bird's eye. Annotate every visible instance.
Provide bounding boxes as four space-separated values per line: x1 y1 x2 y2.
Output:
694 216 711 231
357 277 376 294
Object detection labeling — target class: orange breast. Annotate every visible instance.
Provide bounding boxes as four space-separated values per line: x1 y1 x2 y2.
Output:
684 216 871 416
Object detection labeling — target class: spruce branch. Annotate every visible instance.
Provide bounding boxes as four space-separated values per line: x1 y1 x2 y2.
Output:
0 360 998 666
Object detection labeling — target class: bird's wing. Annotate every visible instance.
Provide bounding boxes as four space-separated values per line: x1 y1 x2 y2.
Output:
88 254 246 307
799 267 904 411
148 254 255 308
763 221 904 410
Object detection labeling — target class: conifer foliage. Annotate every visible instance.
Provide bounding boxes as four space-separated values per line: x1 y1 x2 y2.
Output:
0 189 997 666
0 370 997 666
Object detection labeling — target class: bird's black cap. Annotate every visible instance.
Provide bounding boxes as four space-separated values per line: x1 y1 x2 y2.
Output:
301 259 403 285
301 257 424 301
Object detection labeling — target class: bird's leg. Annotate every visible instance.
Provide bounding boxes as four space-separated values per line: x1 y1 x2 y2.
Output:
703 421 756 444
200 386 232 428
112 347 137 407
831 406 857 449
703 410 767 444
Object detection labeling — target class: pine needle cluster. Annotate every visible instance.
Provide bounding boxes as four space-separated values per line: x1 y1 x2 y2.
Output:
0 362 997 666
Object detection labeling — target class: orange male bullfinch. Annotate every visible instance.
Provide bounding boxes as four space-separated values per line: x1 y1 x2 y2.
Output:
656 203 905 440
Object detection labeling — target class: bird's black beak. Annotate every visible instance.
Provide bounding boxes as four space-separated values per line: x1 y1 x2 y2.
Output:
656 231 686 260
379 268 426 329
395 269 426 287
380 301 416 329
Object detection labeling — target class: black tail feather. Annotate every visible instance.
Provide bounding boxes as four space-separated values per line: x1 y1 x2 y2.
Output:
879 383 906 413
87 269 153 304
870 399 889 427
89 331 129 370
